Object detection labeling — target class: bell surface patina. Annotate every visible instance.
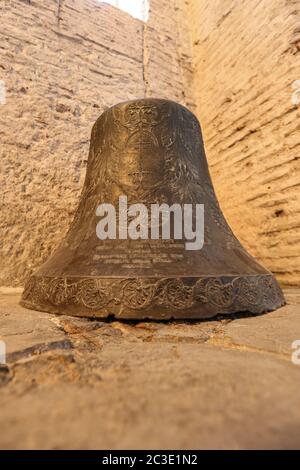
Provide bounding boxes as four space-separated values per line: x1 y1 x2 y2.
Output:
20 99 285 319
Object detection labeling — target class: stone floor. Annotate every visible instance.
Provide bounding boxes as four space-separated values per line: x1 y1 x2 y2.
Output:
0 288 300 450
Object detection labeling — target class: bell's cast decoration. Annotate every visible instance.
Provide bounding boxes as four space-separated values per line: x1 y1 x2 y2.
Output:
20 99 285 319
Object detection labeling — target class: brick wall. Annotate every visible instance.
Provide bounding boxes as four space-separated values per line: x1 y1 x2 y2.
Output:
189 0 300 286
0 0 195 285
1 0 299 287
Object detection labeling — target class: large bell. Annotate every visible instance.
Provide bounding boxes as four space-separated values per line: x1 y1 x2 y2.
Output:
20 99 285 319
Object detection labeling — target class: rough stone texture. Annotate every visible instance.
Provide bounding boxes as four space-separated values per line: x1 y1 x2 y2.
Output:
1 0 299 288
1 0 299 451
189 0 300 286
0 288 300 449
0 0 195 286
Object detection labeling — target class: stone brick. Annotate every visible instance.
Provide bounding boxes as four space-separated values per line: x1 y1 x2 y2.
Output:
0 0 195 286
189 0 300 286
0 289 299 449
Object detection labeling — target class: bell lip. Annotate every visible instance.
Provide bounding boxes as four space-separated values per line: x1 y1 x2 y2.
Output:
20 272 286 321
29 272 273 279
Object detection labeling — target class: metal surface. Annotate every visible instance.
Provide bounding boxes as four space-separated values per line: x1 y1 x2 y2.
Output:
20 99 285 319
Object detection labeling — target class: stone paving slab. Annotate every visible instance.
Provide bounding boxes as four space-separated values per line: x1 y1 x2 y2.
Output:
0 289 299 449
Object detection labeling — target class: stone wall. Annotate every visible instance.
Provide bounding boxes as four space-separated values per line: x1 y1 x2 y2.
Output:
1 0 299 287
189 0 300 286
0 0 195 286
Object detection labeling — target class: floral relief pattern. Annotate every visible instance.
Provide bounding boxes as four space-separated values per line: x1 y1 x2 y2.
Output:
21 274 284 315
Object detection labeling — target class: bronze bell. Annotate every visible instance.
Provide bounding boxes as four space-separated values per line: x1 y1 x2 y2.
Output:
20 99 285 319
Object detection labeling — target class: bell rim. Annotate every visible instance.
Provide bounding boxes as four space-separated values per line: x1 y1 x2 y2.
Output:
20 273 285 320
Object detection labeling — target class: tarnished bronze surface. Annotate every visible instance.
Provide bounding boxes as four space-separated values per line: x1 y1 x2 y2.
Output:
20 99 285 319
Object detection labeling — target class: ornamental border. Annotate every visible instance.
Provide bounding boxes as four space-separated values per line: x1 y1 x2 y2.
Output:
21 274 284 314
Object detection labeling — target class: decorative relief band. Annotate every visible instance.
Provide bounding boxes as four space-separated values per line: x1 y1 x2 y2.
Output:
21 274 284 315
